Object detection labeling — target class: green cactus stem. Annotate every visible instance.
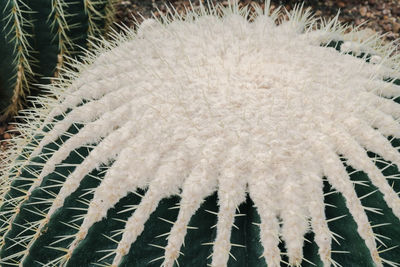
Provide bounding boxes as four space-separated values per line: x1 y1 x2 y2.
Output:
1 1 400 266
0 0 117 122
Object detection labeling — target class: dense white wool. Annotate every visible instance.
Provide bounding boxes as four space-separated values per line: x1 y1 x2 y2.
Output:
1 1 400 267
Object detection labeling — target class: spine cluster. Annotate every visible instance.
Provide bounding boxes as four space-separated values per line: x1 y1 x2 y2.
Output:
0 1 399 267
0 0 118 121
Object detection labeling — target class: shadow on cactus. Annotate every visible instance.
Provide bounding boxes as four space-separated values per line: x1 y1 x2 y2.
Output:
1 1 400 266
0 0 118 121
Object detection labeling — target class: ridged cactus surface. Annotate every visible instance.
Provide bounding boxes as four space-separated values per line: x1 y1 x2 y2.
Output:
0 0 117 121
1 2 400 266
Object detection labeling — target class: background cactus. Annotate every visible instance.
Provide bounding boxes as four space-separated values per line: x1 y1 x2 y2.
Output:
1 1 400 266
0 0 118 121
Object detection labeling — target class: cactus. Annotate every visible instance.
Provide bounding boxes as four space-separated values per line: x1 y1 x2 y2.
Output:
1 1 400 266
0 0 118 121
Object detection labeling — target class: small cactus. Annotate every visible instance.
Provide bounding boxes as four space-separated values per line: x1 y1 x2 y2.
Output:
1 1 400 266
0 0 118 121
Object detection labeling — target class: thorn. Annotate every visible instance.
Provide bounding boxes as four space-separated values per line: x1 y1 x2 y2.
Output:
327 214 347 223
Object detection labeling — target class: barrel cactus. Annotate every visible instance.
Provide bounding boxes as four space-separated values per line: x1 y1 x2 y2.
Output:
0 0 118 121
1 1 400 266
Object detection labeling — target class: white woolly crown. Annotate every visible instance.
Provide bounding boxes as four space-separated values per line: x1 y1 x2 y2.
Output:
1 1 400 267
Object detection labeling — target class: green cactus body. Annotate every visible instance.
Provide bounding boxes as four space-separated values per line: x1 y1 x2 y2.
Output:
0 0 116 121
0 0 34 120
1 2 400 267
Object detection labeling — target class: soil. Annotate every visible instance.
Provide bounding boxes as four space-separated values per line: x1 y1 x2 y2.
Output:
1 0 399 147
